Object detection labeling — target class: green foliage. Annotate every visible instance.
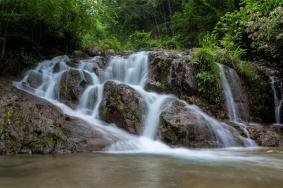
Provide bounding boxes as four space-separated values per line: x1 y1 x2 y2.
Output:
192 47 222 105
234 60 259 80
214 0 283 63
98 36 124 53
18 52 36 65
126 32 160 50
171 0 238 48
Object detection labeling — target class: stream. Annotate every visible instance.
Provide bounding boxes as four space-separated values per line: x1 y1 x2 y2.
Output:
0 148 283 188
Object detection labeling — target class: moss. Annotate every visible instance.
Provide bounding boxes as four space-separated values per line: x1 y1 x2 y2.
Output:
2 109 14 125
160 80 168 91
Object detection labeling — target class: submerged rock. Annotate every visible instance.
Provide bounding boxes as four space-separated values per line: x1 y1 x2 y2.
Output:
99 81 147 134
0 78 114 154
59 69 93 108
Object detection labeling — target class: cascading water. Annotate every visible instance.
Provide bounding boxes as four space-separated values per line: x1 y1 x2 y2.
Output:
16 52 255 153
271 77 283 124
217 64 256 146
217 63 250 122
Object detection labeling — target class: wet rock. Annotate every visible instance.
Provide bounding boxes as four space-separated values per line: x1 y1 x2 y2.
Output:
25 70 43 88
146 51 197 96
59 69 93 108
247 123 283 147
87 46 103 57
170 57 197 96
99 81 147 134
159 100 220 148
80 56 108 75
63 116 116 152
0 78 114 154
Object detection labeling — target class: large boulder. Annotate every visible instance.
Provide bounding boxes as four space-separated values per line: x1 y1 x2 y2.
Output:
146 51 197 96
0 78 114 154
24 70 43 89
159 99 245 148
59 69 93 108
159 100 220 148
99 81 147 134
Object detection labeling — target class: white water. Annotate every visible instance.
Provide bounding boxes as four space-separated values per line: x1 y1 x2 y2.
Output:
16 52 256 155
271 77 283 124
218 64 240 122
217 64 256 146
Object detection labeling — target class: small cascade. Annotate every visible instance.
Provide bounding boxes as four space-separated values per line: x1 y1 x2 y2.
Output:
217 64 256 146
217 63 249 122
270 77 283 124
16 52 256 153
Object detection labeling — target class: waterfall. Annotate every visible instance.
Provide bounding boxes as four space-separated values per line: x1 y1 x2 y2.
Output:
16 52 255 152
218 64 240 122
217 64 256 146
271 77 283 124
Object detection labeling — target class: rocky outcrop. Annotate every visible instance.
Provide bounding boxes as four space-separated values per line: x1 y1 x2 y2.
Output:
59 69 93 108
247 124 283 147
146 51 197 96
99 81 147 134
0 78 113 154
159 100 220 148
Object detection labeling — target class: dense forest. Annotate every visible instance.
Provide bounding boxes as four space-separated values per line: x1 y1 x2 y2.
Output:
1 0 282 73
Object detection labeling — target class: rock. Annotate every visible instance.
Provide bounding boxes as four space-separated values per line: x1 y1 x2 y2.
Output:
159 100 221 148
72 50 90 60
63 116 116 152
59 69 93 108
80 56 108 76
0 78 115 154
87 46 103 57
104 49 115 57
25 70 43 88
247 123 283 147
99 81 147 134
146 51 197 96
170 56 197 96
